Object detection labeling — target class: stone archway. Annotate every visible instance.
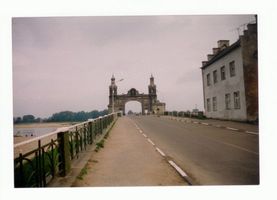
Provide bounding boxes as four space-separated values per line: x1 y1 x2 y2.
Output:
108 75 166 115
113 88 149 115
124 100 143 115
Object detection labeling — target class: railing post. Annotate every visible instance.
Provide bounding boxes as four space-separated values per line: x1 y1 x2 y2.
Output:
99 117 103 134
88 121 93 144
58 130 71 177
18 153 25 187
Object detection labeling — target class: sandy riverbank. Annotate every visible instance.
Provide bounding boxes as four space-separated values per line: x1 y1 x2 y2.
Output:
14 122 75 143
14 122 75 129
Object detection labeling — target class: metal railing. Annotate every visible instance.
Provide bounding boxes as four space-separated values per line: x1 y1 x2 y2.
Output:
14 112 121 187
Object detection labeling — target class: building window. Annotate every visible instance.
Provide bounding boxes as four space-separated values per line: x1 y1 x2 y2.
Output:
229 61 236 77
212 97 217 111
213 70 218 84
225 93 231 110
234 91 240 109
220 66 226 80
207 98 211 112
207 73 211 86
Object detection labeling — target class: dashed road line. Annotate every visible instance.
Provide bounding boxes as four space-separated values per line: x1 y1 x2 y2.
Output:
226 127 239 131
131 118 193 185
168 160 188 177
245 131 258 135
166 117 258 136
155 147 166 157
147 138 155 146
222 141 259 155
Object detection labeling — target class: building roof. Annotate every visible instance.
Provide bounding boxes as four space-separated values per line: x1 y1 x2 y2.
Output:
201 39 241 70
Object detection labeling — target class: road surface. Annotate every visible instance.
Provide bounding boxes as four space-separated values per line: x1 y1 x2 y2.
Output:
130 115 259 185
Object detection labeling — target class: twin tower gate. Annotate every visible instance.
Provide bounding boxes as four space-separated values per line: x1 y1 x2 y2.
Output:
108 75 166 115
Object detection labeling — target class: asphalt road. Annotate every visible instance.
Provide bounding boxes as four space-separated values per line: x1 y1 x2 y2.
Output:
130 115 259 185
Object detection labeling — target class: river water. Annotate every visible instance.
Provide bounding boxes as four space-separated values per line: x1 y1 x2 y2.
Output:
14 127 58 137
13 123 72 137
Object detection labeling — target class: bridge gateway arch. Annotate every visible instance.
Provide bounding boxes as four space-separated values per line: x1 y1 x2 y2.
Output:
108 75 166 115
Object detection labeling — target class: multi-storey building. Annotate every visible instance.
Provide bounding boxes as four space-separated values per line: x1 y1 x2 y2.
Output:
201 21 258 122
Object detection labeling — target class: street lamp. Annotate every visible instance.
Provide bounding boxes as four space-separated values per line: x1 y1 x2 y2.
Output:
112 78 124 113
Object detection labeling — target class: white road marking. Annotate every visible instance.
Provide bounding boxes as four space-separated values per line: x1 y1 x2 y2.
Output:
168 160 188 177
245 131 258 135
193 121 199 124
202 123 209 125
206 136 259 155
134 123 140 130
139 130 143 133
222 142 259 155
147 139 155 146
142 133 147 138
155 147 166 157
226 127 239 131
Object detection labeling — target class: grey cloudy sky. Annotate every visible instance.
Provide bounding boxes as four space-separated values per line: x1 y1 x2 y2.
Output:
13 15 255 118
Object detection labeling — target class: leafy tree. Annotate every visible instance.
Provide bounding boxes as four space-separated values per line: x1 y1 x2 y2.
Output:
47 109 109 122
22 115 35 123
14 109 109 124
14 117 22 124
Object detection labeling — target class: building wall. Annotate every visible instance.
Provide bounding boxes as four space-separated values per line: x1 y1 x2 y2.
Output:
202 47 248 121
241 23 258 122
152 103 166 115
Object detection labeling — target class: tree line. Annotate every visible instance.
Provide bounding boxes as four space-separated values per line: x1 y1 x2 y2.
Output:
14 109 109 124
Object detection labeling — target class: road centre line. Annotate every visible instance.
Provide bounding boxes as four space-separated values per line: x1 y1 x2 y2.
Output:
204 136 259 155
139 130 143 133
202 123 209 125
147 138 155 146
131 118 193 185
168 160 188 177
155 147 166 157
245 131 258 135
134 123 140 129
224 142 259 155
167 116 258 136
226 127 239 131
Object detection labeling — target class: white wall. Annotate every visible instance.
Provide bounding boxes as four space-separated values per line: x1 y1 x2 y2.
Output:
203 47 247 121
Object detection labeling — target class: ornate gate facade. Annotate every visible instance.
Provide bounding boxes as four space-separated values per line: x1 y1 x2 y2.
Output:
108 75 166 115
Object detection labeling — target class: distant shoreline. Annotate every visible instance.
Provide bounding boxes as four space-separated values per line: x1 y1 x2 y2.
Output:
14 122 78 129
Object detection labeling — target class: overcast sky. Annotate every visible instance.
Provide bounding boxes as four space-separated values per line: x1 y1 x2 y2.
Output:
13 15 255 118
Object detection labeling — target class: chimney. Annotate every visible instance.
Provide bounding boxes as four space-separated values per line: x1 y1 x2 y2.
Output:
247 23 257 34
207 54 214 61
217 40 229 50
202 61 208 67
212 48 220 55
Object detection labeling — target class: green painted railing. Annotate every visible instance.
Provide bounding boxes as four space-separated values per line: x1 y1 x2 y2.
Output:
14 112 122 187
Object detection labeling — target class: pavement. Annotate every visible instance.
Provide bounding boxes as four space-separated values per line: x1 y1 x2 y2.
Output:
71 116 188 187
